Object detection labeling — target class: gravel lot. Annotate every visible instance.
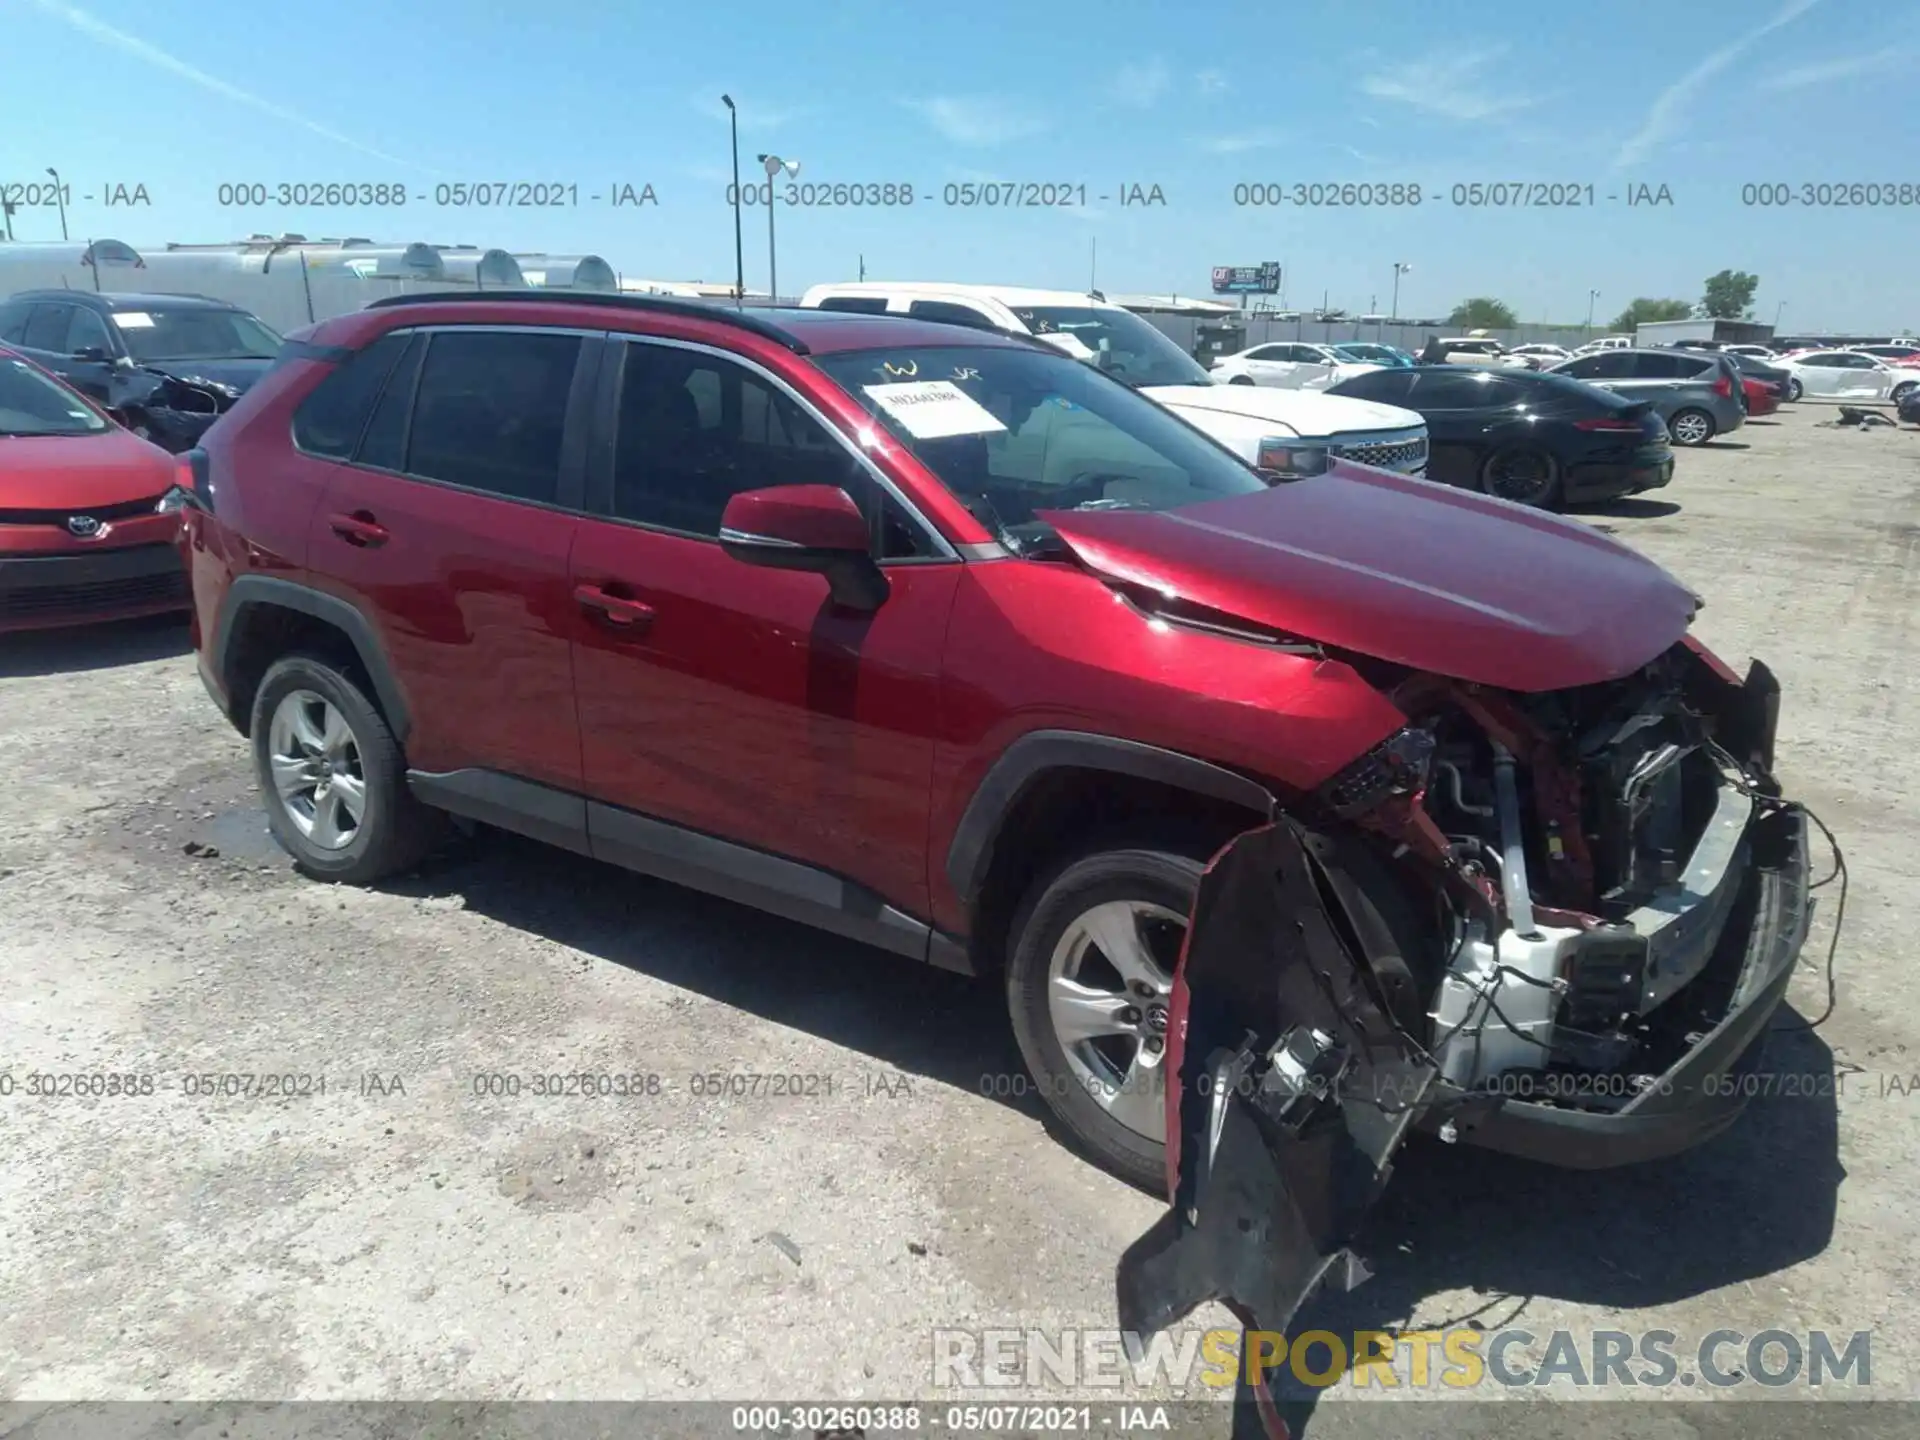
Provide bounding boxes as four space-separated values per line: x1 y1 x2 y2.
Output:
3 405 1917 1437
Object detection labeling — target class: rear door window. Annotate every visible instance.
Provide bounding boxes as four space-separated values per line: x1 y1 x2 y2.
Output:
20 305 71 353
905 300 1002 331
814 296 892 314
402 330 583 504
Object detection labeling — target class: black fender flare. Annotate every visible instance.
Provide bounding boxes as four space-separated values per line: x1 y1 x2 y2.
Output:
944 730 1276 907
212 575 411 741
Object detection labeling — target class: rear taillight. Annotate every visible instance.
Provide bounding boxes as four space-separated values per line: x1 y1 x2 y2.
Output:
1714 372 1733 398
1574 416 1644 432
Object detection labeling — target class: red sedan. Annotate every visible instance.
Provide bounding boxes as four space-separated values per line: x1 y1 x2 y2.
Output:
1 347 189 633
1741 374 1781 416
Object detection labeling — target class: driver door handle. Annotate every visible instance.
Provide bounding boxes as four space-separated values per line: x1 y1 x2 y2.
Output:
328 511 389 548
574 583 655 629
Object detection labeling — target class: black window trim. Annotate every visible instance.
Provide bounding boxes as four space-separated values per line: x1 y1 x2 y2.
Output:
314 321 604 516
583 332 961 564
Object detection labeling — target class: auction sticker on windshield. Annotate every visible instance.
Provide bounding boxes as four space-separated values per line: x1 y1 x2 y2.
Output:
112 312 156 328
863 380 1007 440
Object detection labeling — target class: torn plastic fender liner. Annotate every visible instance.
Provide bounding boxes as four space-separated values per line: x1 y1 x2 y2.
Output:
1115 817 1440 1343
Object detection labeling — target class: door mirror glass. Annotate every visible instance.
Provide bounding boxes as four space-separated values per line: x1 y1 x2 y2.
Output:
719 484 889 611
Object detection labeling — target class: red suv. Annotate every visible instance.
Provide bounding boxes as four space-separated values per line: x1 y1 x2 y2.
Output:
177 292 1810 1201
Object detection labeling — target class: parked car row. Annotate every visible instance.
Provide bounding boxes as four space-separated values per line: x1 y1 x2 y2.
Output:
0 289 284 450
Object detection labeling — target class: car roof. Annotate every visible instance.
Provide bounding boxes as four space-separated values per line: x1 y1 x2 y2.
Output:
800 281 1122 311
353 290 1042 357
7 289 243 312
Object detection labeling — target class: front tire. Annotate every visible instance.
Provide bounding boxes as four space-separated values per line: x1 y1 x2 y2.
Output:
1228 374 1256 386
1785 377 1803 402
1891 380 1918 404
250 653 445 883
1005 844 1206 1193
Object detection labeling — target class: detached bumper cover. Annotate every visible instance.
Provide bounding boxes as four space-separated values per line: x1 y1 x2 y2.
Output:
1116 819 1439 1341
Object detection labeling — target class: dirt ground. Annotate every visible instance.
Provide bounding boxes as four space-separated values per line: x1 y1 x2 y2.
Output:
3 404 1917 1438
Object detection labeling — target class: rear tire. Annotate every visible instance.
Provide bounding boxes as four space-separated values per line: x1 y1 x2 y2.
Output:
1228 374 1256 385
1667 408 1715 446
1479 446 1563 509
1785 377 1803 402
250 653 446 884
1005 843 1209 1194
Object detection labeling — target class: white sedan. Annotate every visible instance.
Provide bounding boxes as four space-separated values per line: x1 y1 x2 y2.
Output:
1209 341 1381 390
1770 349 1916 402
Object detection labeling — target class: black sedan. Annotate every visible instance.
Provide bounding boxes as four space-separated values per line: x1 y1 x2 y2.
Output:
1325 364 1673 510
0 290 282 452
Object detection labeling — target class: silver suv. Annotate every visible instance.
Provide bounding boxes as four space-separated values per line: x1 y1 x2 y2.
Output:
1547 348 1746 446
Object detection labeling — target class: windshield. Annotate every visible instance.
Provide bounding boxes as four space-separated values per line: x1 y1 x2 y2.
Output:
1008 306 1213 388
112 307 282 363
0 356 110 437
814 343 1266 556
1331 344 1387 363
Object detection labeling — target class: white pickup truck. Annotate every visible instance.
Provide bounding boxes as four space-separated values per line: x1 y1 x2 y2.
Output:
796 282 1430 481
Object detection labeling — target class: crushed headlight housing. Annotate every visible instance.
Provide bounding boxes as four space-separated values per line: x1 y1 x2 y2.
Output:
1256 438 1333 482
1318 725 1436 817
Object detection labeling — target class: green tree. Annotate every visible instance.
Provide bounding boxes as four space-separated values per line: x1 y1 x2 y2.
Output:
1702 269 1760 320
1447 297 1518 329
1609 297 1693 331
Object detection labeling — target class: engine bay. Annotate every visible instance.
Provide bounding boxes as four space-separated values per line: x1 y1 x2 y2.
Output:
1337 642 1780 1108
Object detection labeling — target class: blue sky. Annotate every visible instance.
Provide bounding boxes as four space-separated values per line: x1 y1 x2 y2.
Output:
5 0 1919 328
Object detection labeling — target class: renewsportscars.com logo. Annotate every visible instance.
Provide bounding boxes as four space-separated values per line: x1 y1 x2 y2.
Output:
931 1326 1873 1392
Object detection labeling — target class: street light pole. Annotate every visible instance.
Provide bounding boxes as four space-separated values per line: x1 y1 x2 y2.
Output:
1391 261 1410 320
1586 288 1600 331
758 154 798 302
721 96 744 307
46 168 68 242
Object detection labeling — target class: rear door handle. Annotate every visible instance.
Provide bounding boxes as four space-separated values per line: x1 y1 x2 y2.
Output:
574 583 655 629
328 511 390 548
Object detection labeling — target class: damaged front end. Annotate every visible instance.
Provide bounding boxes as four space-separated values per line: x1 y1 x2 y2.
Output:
115 370 242 452
1117 638 1813 1365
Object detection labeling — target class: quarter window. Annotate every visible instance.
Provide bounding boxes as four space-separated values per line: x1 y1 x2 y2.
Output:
291 330 411 458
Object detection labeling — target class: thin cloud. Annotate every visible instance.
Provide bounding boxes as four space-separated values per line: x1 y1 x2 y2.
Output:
1115 59 1171 108
1613 0 1823 167
1759 48 1911 90
1198 128 1292 155
1360 46 1540 121
693 93 815 132
1196 69 1232 97
904 96 1046 146
26 0 426 171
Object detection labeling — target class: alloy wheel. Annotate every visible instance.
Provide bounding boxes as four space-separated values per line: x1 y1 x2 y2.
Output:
1668 410 1713 446
1484 449 1556 505
266 689 367 850
1046 899 1185 1142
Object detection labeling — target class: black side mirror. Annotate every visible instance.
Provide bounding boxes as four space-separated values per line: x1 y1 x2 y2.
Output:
72 346 109 363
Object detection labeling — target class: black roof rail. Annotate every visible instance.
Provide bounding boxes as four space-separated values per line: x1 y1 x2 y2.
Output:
362 288 811 355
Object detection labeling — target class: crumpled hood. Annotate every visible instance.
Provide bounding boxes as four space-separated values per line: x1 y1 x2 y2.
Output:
1144 383 1423 440
1044 466 1699 693
137 356 273 399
